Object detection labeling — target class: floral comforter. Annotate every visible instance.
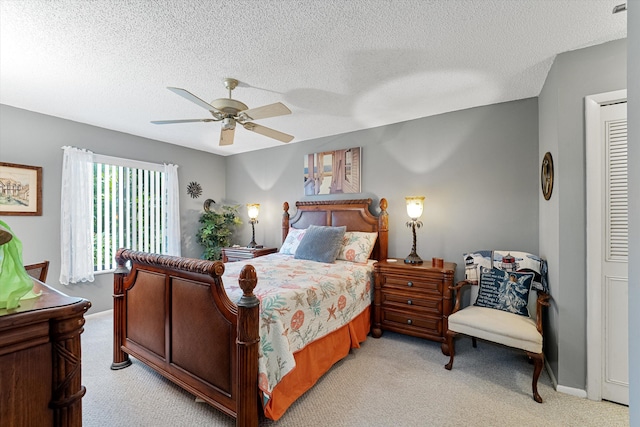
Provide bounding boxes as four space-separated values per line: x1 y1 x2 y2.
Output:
222 253 374 401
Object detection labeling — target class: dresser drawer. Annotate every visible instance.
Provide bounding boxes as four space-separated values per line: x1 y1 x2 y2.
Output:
381 290 442 315
380 273 443 295
381 308 443 337
225 254 250 262
221 247 277 262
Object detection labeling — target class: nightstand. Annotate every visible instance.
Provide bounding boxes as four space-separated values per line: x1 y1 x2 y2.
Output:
372 259 456 355
221 246 277 262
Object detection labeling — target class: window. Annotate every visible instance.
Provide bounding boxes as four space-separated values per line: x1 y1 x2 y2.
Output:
93 156 165 272
60 146 180 284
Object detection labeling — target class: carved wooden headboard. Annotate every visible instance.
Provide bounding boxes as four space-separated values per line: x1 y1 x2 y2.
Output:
281 198 388 261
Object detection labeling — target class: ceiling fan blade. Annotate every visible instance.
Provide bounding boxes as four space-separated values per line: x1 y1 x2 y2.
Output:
243 122 294 143
167 87 221 113
239 102 291 121
151 119 216 124
219 126 235 146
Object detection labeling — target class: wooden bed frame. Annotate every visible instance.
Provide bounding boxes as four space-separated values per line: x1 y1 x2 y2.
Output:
112 198 388 427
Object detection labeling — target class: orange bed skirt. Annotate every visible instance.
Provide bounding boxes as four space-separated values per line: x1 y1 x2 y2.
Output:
263 306 371 420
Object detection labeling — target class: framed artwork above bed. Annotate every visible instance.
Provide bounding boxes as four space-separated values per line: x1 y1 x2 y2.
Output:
303 147 361 195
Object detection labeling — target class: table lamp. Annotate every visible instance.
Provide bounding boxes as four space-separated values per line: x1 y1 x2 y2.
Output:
404 196 424 264
247 203 260 248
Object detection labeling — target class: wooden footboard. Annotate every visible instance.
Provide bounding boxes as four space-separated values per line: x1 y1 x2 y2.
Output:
112 198 389 426
111 249 260 427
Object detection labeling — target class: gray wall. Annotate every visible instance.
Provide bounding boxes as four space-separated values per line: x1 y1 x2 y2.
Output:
628 0 638 423
538 39 627 391
225 97 540 299
0 105 226 312
537 54 561 379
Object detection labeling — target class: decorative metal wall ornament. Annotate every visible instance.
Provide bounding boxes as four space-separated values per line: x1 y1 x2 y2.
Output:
187 181 202 199
203 199 216 212
541 152 554 200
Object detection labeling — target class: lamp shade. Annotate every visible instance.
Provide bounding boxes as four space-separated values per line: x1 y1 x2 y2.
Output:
405 197 425 219
247 204 260 220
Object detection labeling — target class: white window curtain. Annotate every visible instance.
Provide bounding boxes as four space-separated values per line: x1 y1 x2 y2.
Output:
163 163 181 256
60 146 95 285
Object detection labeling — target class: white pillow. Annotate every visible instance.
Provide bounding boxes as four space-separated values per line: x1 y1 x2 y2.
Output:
336 231 377 263
279 228 307 255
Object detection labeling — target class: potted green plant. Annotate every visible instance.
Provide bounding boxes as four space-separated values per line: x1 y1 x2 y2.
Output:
196 204 242 261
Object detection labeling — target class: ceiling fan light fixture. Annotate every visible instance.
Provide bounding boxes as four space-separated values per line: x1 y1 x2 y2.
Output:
222 117 236 130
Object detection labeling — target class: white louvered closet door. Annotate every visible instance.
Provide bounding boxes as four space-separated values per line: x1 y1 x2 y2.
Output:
600 101 628 405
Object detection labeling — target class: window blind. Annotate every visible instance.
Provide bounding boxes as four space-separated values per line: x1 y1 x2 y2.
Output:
94 163 164 271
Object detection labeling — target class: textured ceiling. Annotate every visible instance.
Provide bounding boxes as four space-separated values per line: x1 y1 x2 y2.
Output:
0 0 627 156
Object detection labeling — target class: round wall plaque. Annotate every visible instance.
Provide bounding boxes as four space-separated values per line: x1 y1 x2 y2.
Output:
541 152 554 200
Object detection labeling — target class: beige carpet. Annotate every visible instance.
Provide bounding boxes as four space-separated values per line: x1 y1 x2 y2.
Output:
81 310 629 427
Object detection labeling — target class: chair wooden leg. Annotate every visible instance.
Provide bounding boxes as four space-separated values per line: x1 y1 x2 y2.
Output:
527 351 544 403
444 330 456 370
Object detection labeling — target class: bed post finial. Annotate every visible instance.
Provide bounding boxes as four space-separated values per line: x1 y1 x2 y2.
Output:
238 264 259 305
282 201 290 244
236 264 260 427
112 248 132 370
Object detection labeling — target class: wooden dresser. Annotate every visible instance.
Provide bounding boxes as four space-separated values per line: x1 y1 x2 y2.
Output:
221 246 277 262
372 259 455 355
0 280 91 427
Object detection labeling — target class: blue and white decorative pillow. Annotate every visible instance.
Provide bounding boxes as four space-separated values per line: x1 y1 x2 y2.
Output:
279 228 306 255
474 267 534 317
462 250 493 284
493 250 548 293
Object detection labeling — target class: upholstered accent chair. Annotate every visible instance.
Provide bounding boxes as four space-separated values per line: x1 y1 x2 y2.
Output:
444 250 550 403
24 260 50 283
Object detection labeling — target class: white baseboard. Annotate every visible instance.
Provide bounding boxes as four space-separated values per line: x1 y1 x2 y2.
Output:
85 308 113 319
545 360 558 388
556 385 588 398
545 360 588 398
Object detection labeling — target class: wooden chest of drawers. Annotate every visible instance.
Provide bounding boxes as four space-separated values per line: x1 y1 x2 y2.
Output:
372 259 456 355
0 281 91 427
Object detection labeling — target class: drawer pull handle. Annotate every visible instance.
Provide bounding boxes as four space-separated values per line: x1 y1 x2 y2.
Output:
407 281 413 287
407 299 412 305
407 319 413 325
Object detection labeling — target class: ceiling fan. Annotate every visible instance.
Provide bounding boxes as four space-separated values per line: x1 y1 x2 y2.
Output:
151 78 293 146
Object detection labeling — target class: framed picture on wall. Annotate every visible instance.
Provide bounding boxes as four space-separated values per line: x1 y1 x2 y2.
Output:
0 162 43 216
303 147 361 195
